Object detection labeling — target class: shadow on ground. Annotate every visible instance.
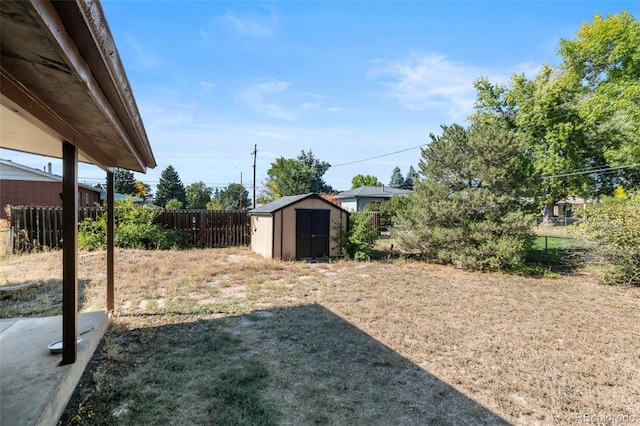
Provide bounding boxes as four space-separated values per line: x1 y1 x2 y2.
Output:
0 278 91 318
61 304 508 425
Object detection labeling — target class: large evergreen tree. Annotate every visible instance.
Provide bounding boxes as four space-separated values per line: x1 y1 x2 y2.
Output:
155 165 186 208
389 167 404 188
402 166 418 190
394 121 535 271
216 183 250 210
113 168 137 195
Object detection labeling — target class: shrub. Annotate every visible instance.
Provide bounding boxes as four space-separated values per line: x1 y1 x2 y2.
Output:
165 198 183 209
363 195 410 230
568 194 640 285
334 213 378 261
78 198 180 251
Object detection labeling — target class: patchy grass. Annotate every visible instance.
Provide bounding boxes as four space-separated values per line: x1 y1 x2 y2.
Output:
532 235 577 251
528 227 584 274
1 247 639 425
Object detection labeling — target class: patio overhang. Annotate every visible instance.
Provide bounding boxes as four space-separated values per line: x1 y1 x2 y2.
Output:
1 0 155 366
1 0 155 172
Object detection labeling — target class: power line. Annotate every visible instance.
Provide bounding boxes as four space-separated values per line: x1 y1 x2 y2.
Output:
541 163 640 179
332 144 428 167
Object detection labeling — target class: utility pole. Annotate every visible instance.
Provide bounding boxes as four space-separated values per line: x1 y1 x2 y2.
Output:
239 171 243 210
251 144 257 208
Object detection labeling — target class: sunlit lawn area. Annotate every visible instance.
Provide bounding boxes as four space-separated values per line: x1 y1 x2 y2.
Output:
1 246 638 425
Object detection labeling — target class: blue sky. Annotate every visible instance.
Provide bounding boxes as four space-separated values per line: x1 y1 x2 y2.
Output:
3 1 638 194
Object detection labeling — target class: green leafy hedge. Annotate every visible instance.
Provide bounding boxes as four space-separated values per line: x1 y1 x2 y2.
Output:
333 213 379 261
568 194 640 285
79 199 180 251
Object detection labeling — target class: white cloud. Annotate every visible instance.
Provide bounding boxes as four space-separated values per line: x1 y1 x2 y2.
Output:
369 53 488 120
512 62 543 80
301 102 320 111
199 81 216 95
239 80 297 120
238 80 329 120
219 9 278 38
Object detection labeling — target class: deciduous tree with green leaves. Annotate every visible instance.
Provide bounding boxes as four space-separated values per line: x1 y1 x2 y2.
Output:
261 150 332 200
472 11 640 221
351 174 381 188
165 198 183 209
185 181 212 209
558 11 640 182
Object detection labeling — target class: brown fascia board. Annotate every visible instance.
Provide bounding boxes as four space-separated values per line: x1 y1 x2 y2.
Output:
53 0 156 169
0 1 155 172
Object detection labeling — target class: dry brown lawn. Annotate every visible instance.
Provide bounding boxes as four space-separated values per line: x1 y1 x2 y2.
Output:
1 247 639 425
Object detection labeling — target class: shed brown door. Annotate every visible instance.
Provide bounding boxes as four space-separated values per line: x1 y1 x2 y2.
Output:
296 209 330 259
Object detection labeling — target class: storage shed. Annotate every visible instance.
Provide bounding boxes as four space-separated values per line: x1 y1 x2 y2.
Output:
250 193 350 260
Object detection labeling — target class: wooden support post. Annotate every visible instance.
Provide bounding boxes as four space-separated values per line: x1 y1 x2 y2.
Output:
61 142 78 365
107 171 115 313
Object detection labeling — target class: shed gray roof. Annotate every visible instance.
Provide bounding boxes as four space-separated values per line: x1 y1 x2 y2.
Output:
250 193 348 215
334 186 413 199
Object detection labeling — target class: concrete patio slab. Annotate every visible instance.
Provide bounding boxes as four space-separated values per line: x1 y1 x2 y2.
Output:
0 312 109 426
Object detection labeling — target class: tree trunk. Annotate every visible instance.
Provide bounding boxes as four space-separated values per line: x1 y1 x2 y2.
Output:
541 203 555 223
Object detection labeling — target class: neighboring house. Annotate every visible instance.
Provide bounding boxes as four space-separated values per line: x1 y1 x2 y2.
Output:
0 158 102 219
99 191 143 204
334 186 413 212
554 196 599 218
250 193 350 260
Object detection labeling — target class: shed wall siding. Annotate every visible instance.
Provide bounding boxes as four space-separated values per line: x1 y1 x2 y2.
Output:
250 215 273 258
273 211 283 259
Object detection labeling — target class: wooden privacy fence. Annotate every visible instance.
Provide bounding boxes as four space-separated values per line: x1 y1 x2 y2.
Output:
10 206 250 252
157 210 250 248
10 206 102 251
362 211 381 231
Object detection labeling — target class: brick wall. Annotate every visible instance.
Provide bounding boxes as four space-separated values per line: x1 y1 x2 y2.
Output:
0 180 101 220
